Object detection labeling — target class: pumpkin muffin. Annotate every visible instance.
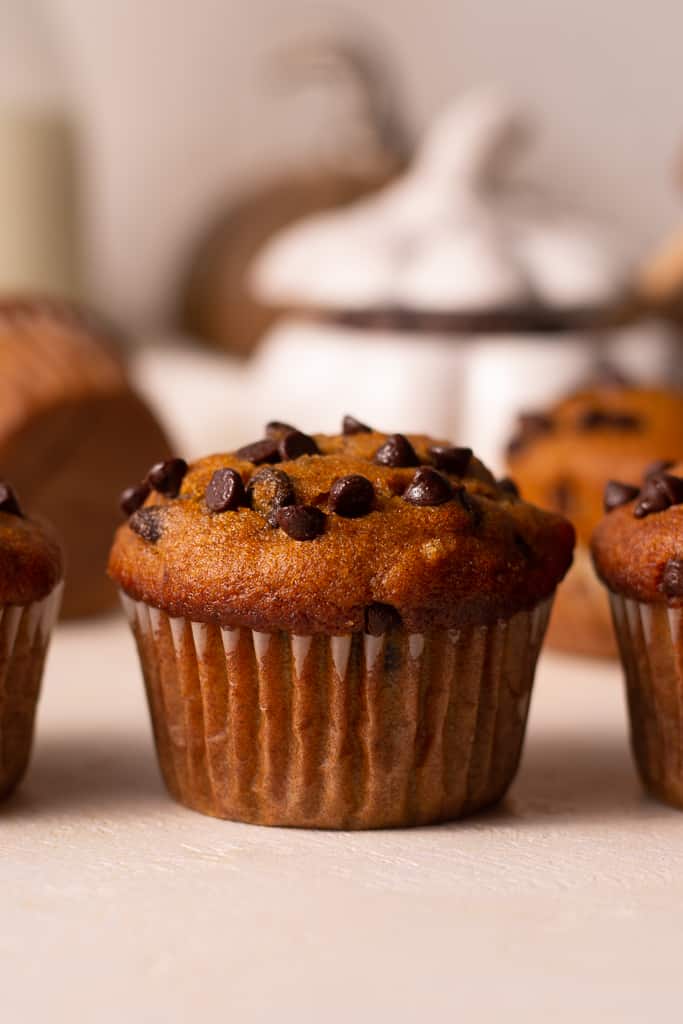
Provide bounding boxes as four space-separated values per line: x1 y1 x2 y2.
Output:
592 461 683 808
507 385 683 658
109 420 574 829
0 484 63 799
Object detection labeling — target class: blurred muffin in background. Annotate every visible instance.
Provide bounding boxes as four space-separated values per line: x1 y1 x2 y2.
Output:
0 297 172 618
249 90 676 467
177 36 409 357
507 382 683 657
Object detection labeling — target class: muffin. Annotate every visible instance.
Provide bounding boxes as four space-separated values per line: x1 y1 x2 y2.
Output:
250 91 676 467
592 462 683 807
0 483 63 799
507 385 683 658
109 420 574 829
0 297 172 618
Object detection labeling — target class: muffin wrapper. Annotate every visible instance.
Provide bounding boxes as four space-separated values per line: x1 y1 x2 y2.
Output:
121 592 553 829
610 593 683 808
0 582 64 799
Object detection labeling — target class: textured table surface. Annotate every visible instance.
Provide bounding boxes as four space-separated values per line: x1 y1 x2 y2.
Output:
2 614 681 1022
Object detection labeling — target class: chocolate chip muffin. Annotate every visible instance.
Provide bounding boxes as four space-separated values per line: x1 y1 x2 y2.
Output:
0 297 172 618
507 385 683 658
109 420 574 829
0 483 63 799
592 463 683 807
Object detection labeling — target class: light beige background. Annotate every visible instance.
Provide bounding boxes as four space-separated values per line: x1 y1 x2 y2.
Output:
45 0 683 328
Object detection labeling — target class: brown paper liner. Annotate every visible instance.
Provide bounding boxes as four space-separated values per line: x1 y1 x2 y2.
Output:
121 593 552 829
0 583 63 799
610 593 683 808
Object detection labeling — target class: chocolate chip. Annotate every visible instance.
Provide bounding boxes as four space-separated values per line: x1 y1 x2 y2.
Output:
278 430 319 460
644 459 675 480
247 467 295 526
276 504 326 540
507 412 553 457
365 602 401 636
514 533 535 562
0 482 22 517
551 479 573 515
129 507 165 543
497 477 520 499
428 445 472 475
402 467 453 507
578 408 641 431
329 474 375 518
342 414 372 435
660 559 683 597
236 439 280 465
205 468 247 513
603 480 639 513
120 482 150 517
147 458 188 497
454 486 482 525
265 420 296 439
634 473 683 518
374 433 419 468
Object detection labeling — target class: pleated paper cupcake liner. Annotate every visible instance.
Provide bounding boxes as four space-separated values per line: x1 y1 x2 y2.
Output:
0 581 63 799
610 592 683 808
121 592 553 829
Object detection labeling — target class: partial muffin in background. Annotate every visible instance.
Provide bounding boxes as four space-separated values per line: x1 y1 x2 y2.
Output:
507 384 683 657
592 461 683 807
0 483 63 799
0 298 172 618
110 419 574 829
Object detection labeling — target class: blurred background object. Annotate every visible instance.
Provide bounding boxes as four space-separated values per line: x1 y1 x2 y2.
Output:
177 34 410 356
0 1 80 298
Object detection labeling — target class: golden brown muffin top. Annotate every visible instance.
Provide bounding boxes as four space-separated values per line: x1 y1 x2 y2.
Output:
109 420 574 634
592 459 683 604
507 386 683 546
0 483 63 605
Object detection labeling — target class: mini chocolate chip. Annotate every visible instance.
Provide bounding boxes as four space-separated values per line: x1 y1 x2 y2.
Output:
278 430 319 461
365 602 401 636
342 414 372 435
329 474 375 517
551 479 573 515
644 459 675 480
265 420 297 439
205 468 247 513
454 485 482 525
120 482 150 517
498 477 520 499
129 507 165 543
603 480 640 513
634 473 683 518
507 412 553 457
514 533 535 562
147 458 188 497
236 439 281 465
403 467 453 507
0 482 22 517
374 433 419 468
247 467 295 526
428 445 472 475
660 559 683 597
276 504 326 540
578 408 641 431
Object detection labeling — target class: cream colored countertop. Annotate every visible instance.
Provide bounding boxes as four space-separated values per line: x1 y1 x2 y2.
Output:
3 615 681 1022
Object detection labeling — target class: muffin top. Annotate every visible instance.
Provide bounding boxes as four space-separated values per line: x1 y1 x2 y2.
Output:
0 483 63 605
109 420 574 634
592 460 683 604
507 385 683 546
